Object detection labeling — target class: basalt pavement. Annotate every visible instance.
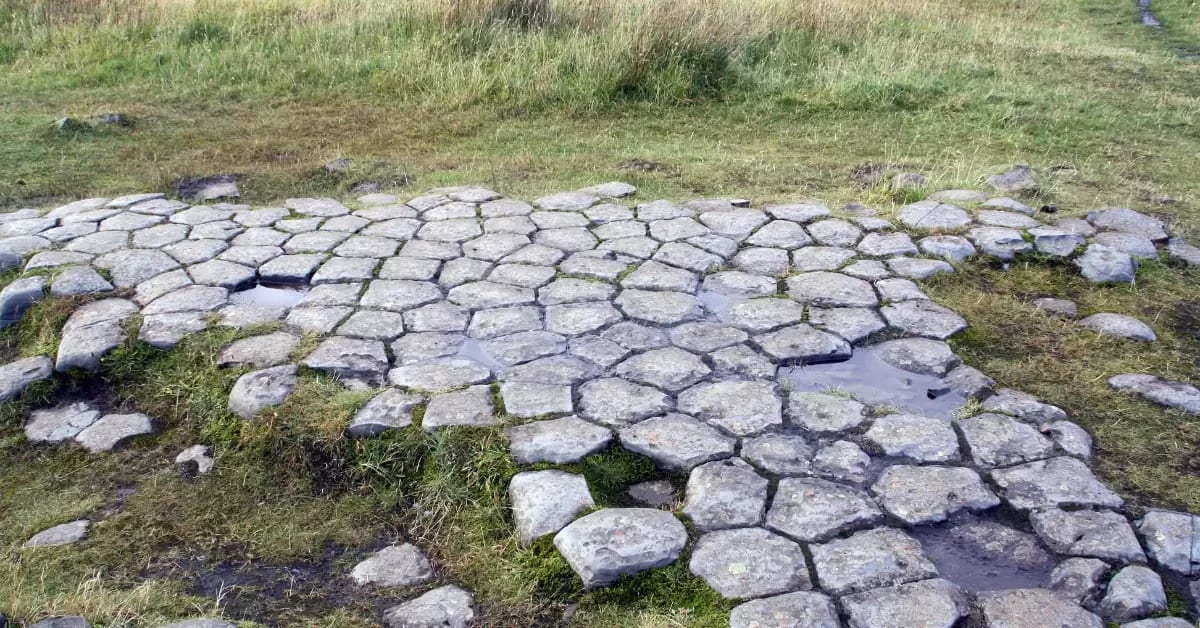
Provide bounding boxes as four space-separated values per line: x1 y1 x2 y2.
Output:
3 181 1200 628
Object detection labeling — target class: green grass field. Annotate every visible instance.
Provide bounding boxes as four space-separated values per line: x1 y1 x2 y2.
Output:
2 0 1199 625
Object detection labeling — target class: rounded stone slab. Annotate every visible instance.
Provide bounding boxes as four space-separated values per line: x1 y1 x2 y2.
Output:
1108 373 1200 415
0 355 53 402
880 300 967 339
74 412 156 453
676 380 783 437
919 234 977 261
766 477 883 542
618 413 735 471
721 298 806 333
1076 243 1137 284
977 589 1102 627
786 271 878 308
228 365 298 419
981 388 1068 423
864 413 960 462
810 528 938 596
740 433 813 475
381 585 475 628
689 527 811 599
871 465 999 525
613 347 710 392
553 508 687 588
1137 510 1200 575
729 591 839 628
505 416 611 464
577 378 672 427
840 578 969 628
1078 313 1157 342
858 232 918 257
499 381 573 417
873 337 960 376
754 324 851 364
50 266 114 297
350 544 433 587
614 289 703 325
93 248 180 288
896 200 972 230
301 337 388 386
785 391 867 433
388 358 491 391
957 412 1056 468
420 385 494 431
1030 508 1146 563
509 470 594 545
807 306 886 344
1099 565 1167 623
347 388 423 437
683 458 769 531
216 332 300 369
990 456 1123 511
23 519 90 548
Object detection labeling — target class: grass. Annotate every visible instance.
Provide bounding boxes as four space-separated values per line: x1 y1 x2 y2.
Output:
2 0 1200 624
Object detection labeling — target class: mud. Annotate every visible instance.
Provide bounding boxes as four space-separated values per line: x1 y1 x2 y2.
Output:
911 512 1056 593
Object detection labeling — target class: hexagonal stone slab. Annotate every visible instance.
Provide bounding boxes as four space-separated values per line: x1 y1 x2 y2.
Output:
347 388 423 437
880 300 967 339
740 433 813 476
615 289 703 325
871 465 1000 525
577 378 672 427
500 382 573 417
388 358 491 391
229 365 297 419
1031 508 1146 563
786 271 877 308
958 413 1056 469
977 589 1102 628
509 470 594 545
683 458 768 531
841 578 969 628
676 380 782 437
302 337 388 387
618 413 735 471
553 508 687 588
766 477 882 543
754 324 851 364
729 591 839 628
689 527 811 599
613 347 710 392
785 391 867 433
505 416 611 464
990 456 1123 511
873 338 960 376
422 386 494 431
810 528 938 595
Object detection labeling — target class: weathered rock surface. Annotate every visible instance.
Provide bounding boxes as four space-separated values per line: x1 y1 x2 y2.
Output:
553 508 688 588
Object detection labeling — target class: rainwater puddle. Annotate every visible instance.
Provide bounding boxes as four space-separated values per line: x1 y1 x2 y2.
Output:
229 284 307 308
777 347 965 419
1139 0 1162 28
696 288 737 318
911 514 1056 593
457 337 507 373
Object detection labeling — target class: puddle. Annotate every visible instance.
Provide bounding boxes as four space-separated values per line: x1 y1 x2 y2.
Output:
229 283 307 308
1139 0 1162 28
911 514 1056 593
696 288 739 318
777 346 965 419
456 337 508 373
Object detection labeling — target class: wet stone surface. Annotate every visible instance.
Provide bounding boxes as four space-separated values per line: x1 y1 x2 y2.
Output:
3 187 1197 626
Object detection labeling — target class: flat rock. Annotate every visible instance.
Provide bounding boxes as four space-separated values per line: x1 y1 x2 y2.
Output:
553 508 687 588
978 588 1103 628
754 324 851 364
505 416 611 464
786 392 867 433
1137 510 1200 575
881 300 967 339
75 412 155 453
381 585 475 628
217 332 299 368
50 266 113 297
421 386 494 430
812 440 871 486
1086 207 1168 241
766 477 882 542
957 412 1056 468
1076 243 1137 284
981 388 1068 423
896 200 972 230
683 458 768 531
0 276 46 328
302 337 388 386
871 465 999 525
25 402 100 443
841 578 969 628
614 289 703 325
23 520 90 548
1031 508 1146 563
874 338 960 376
510 470 594 545
1032 297 1077 318
740 433 813 475
350 544 433 587
0 355 53 401
786 271 877 308
1109 373 1200 415
618 413 735 471
689 527 811 599
810 528 938 595
676 380 782 437
858 232 918 257
864 413 959 462
499 381 573 417
56 299 139 372
1078 313 1156 341
175 445 215 475
229 365 297 419
722 298 806 333
728 591 839 628
1098 565 1167 622
347 389 423 437
990 456 1123 510
577 378 672 427
1047 557 1109 604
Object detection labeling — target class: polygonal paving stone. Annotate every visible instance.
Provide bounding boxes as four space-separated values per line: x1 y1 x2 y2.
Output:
873 338 960 376
538 278 615 305
422 385 495 431
858 232 918 257
766 477 883 543
880 300 967 340
403 301 469 333
1098 565 1167 623
229 365 297 419
689 527 811 599
618 413 735 471
896 200 972 230
509 470 594 545
864 414 959 462
785 391 867 433
990 456 1124 511
1031 508 1147 563
553 507 687 588
842 259 891 281
500 382 573 417
25 402 101 443
741 433 814 476
1137 510 1200 575
350 544 433 587
1086 207 1169 240
93 249 179 288
981 388 1068 423
841 578 969 628
312 257 378 284
258 254 326 284
577 378 672 427
601 321 669 350
810 528 938 595
710 344 777 379
700 271 777 299
302 337 388 387
388 358 491 391
483 330 566 366
337 310 407 340
699 209 768 240
654 241 723 271
613 347 710 392
733 247 790 275
957 412 1057 469
614 289 703 325
218 332 300 368
488 263 556 288
977 588 1103 628
676 380 782 437
683 458 769 531
728 591 839 628
347 388 423 437
806 218 862 247
285 307 352 333
447 281 534 309
360 280 443 312
544 302 622 336
534 227 597 252
791 246 857 271
668 322 748 353
786 272 878 308
754 324 851 364
812 440 872 486
746 220 812 249
722 298 806 333
871 465 1000 525
381 586 475 628
620 260 698 292
568 335 630 369
505 416 612 464
807 307 886 343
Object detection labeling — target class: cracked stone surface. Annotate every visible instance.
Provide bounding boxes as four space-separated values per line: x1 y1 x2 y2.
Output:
5 185 1198 626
